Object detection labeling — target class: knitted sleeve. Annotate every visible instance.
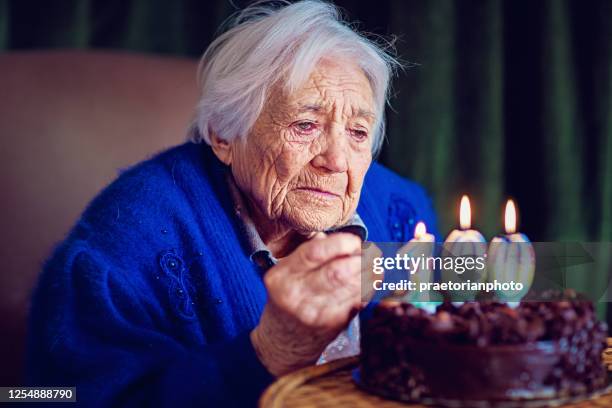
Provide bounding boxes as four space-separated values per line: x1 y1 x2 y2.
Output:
26 247 274 407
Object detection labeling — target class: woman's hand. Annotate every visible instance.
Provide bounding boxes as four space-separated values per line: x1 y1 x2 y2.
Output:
250 232 363 376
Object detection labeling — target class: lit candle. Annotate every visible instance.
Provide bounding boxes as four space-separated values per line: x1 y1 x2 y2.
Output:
487 199 535 300
445 195 486 244
414 221 435 243
395 222 435 301
442 196 487 297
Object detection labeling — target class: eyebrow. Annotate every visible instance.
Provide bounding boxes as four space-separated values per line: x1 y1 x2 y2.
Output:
356 108 376 119
296 103 376 119
297 104 323 114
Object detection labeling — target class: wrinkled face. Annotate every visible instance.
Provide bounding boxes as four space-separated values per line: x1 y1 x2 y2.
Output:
229 59 375 233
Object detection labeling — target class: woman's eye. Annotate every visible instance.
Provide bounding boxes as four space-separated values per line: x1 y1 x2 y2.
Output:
294 121 317 134
350 128 369 141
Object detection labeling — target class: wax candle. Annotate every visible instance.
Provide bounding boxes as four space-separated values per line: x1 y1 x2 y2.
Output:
442 196 487 299
487 199 535 301
395 222 435 301
414 221 435 243
444 195 487 244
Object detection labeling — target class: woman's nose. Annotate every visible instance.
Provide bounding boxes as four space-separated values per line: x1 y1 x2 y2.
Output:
311 125 349 173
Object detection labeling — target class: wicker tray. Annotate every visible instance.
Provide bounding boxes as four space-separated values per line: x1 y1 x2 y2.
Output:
260 338 612 408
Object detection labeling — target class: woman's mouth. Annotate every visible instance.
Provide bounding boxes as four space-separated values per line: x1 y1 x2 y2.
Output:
294 187 341 200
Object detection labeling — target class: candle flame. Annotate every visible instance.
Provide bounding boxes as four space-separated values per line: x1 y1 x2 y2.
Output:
459 195 471 230
414 222 427 239
505 199 517 234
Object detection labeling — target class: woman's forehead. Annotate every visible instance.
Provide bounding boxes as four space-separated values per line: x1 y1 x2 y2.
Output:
304 61 371 94
283 70 374 110
276 58 370 94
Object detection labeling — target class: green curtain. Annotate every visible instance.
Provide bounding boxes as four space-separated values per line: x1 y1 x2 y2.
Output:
382 0 611 240
379 0 611 314
1 0 610 309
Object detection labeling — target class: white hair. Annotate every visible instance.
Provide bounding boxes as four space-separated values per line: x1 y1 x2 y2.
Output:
191 0 400 156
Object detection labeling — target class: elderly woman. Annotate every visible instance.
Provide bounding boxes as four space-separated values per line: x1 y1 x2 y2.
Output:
27 1 437 406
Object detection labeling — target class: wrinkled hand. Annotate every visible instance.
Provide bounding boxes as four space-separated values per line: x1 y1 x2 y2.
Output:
250 232 363 376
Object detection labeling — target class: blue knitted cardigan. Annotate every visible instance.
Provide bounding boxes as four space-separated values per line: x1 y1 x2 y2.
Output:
26 142 438 407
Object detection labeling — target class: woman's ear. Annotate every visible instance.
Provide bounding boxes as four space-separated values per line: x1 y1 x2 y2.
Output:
209 130 232 165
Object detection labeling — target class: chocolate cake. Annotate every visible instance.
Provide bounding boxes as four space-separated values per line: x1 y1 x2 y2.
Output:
360 290 609 403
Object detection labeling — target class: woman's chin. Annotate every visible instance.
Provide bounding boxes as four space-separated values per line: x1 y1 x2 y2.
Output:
283 207 343 234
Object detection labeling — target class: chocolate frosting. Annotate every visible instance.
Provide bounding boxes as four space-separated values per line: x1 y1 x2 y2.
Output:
360 292 608 401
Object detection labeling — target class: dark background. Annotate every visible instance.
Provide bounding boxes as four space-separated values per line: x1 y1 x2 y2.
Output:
1 1 610 297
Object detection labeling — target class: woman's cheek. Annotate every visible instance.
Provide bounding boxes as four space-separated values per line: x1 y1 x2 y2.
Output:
349 154 371 192
276 140 316 179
